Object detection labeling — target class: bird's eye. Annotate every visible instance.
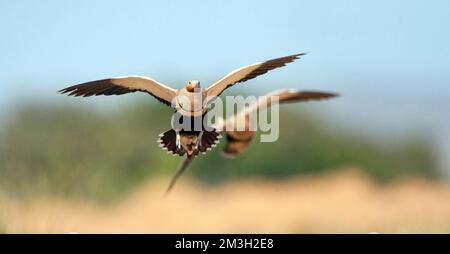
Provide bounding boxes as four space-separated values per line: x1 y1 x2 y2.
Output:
188 81 191 85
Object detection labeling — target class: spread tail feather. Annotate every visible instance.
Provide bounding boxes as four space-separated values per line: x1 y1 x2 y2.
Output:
157 129 185 156
198 130 221 154
158 128 222 156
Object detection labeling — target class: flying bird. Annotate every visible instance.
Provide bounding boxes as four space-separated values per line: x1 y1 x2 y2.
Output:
59 53 305 157
220 89 338 157
165 89 338 194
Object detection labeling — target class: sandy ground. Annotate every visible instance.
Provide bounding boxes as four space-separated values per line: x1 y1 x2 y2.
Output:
1 168 450 233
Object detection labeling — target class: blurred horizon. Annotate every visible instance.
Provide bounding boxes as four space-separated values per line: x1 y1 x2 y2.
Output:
1 0 449 174
1 0 450 233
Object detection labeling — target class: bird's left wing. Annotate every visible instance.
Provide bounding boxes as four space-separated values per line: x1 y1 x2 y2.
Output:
59 76 177 107
217 89 338 131
221 89 338 157
204 53 305 102
262 89 339 107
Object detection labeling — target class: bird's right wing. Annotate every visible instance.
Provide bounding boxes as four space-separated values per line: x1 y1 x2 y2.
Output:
59 76 178 107
204 53 305 102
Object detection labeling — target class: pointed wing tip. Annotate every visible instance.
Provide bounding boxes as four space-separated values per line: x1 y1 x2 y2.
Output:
323 92 339 99
57 88 69 94
293 52 307 59
164 187 173 197
58 86 98 97
60 91 77 97
280 52 307 63
58 86 80 97
312 91 340 100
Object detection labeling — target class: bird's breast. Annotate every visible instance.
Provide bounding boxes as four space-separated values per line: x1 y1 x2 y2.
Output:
175 90 208 117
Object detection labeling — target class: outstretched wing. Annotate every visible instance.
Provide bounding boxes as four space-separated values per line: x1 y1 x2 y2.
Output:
59 76 177 107
205 53 305 101
218 89 338 131
221 90 338 157
261 89 339 109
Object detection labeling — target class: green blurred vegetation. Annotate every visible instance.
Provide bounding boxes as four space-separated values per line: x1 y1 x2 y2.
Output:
0 99 438 202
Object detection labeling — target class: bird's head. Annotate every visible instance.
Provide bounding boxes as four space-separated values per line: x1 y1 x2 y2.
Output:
185 80 200 92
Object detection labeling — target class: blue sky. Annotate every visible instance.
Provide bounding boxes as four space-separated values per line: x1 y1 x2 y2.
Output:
1 0 449 170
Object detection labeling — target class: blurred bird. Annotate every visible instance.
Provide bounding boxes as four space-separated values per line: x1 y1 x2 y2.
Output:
165 89 338 194
59 53 305 158
219 89 338 157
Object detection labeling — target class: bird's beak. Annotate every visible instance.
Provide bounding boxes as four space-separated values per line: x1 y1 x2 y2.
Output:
186 84 195 92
